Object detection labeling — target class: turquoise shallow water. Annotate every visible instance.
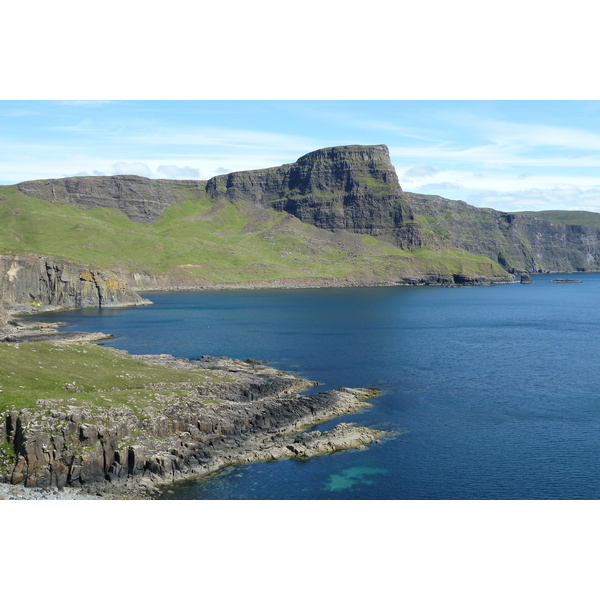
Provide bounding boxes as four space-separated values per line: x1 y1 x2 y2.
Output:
26 273 600 499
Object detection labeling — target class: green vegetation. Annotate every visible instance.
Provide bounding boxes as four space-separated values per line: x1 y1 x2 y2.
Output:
0 342 231 412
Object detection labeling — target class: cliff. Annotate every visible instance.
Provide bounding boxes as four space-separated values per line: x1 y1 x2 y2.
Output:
405 192 600 273
206 145 427 250
16 175 205 223
4 145 512 290
0 254 150 313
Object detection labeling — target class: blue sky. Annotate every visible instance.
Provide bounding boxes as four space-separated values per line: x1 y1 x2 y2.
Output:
4 100 600 214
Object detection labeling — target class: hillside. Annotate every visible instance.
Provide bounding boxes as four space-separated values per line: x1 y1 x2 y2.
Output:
404 193 600 274
0 145 512 304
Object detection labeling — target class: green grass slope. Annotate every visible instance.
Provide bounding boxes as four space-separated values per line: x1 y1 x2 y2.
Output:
0 184 509 285
0 341 230 412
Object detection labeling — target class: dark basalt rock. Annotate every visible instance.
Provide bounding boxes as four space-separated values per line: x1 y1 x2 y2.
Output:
550 278 582 283
205 144 428 250
16 175 205 224
520 274 533 284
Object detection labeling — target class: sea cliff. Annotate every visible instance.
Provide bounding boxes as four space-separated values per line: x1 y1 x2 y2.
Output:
0 253 150 314
404 192 600 274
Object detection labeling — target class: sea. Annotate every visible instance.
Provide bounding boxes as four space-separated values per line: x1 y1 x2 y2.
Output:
24 272 600 500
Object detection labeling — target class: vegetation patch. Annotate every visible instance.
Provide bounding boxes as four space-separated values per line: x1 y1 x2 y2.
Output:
0 342 230 412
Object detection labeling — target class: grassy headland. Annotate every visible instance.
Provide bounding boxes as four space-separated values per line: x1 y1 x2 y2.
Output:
0 184 509 285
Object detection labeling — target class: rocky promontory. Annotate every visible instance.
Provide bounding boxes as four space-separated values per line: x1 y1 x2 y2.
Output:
8 144 600 286
0 342 384 498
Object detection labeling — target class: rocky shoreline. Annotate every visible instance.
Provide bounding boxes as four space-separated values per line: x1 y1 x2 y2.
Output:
0 315 387 500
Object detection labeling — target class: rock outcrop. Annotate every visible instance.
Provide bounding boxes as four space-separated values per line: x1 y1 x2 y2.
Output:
206 145 427 250
0 254 150 313
15 145 428 251
0 354 381 496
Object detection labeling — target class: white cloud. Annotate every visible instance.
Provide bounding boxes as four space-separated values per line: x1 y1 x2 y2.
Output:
483 120 600 151
111 161 152 177
111 126 318 155
403 165 438 178
419 181 462 191
157 165 200 179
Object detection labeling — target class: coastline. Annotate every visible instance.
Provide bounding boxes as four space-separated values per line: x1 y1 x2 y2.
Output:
0 316 387 499
128 273 517 294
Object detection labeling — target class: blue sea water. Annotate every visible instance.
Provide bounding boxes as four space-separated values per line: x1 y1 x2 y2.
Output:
26 273 600 499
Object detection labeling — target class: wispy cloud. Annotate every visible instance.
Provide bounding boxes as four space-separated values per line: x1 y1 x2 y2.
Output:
481 120 600 151
157 165 200 179
391 142 600 170
111 162 153 177
403 165 438 179
109 125 320 154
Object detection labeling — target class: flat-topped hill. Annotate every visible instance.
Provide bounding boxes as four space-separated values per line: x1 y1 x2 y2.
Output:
0 145 513 297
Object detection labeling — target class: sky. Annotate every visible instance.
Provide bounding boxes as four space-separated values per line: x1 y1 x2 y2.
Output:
4 100 600 214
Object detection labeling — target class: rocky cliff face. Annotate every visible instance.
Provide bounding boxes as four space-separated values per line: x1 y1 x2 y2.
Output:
0 254 150 312
404 192 600 273
16 175 204 223
206 145 427 249
0 354 380 494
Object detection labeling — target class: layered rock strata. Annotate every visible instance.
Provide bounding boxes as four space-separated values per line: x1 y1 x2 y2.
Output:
16 175 204 223
0 254 151 313
15 145 428 250
206 145 427 249
405 192 600 273
12 144 600 276
0 353 382 497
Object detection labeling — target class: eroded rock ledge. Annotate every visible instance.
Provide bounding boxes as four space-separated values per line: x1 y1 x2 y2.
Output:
0 351 384 498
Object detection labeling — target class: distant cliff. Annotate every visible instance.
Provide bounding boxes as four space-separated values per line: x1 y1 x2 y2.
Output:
16 175 204 223
404 192 600 273
0 254 150 313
